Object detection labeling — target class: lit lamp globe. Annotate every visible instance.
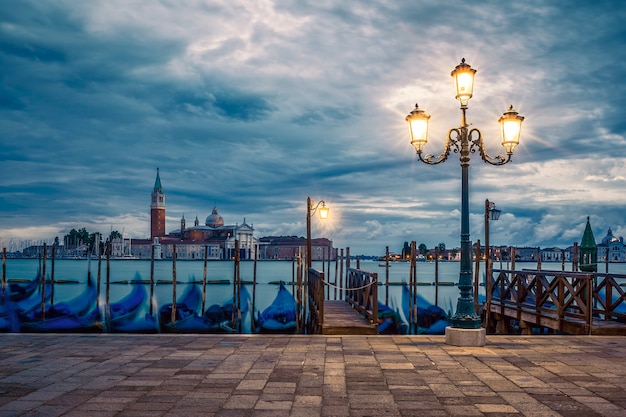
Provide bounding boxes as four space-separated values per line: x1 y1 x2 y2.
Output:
451 58 476 108
499 105 524 154
319 204 329 220
405 104 431 153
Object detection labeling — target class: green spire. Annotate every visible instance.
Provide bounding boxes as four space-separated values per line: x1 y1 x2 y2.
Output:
154 168 163 193
580 216 597 249
579 216 597 272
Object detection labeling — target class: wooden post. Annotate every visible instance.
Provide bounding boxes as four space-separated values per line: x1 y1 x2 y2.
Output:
474 239 480 314
434 246 439 307
236 240 242 333
97 253 102 311
51 244 56 305
385 246 390 306
345 247 350 300
106 241 111 328
149 244 155 316
572 242 579 271
410 241 417 334
326 250 331 300
171 244 177 326
296 250 302 333
537 249 542 270
202 245 208 313
232 240 240 332
511 246 516 270
292 257 296 296
339 248 344 300
252 245 258 333
334 253 338 301
1 247 5 297
41 243 47 320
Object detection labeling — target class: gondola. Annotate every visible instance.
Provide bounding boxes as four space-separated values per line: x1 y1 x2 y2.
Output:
257 282 296 333
7 271 41 302
158 284 202 332
19 276 99 332
103 274 156 332
401 283 450 334
160 284 251 333
377 301 408 335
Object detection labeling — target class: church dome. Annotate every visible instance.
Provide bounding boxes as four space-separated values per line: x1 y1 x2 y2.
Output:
205 206 224 227
601 227 624 245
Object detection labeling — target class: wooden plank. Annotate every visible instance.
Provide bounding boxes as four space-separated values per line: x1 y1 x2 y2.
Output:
322 300 377 335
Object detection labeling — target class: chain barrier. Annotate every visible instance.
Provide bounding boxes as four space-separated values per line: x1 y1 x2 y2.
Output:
321 279 376 292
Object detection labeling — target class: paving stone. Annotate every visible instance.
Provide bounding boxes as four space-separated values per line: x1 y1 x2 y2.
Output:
0 334 625 416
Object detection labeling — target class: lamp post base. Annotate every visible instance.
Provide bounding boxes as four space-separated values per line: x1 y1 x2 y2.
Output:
445 326 486 347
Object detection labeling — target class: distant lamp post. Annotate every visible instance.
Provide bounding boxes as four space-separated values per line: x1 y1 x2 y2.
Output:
406 58 524 345
307 197 329 268
484 199 500 324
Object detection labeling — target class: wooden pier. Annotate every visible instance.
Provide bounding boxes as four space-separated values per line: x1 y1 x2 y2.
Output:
321 300 377 335
485 269 626 335
307 267 378 335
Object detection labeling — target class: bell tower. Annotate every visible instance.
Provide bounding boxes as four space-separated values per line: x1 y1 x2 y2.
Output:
150 168 166 239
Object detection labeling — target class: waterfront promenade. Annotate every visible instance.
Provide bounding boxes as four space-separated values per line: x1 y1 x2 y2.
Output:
0 334 625 417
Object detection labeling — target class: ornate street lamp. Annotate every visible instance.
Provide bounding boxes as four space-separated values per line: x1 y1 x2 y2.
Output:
306 197 329 269
406 58 524 345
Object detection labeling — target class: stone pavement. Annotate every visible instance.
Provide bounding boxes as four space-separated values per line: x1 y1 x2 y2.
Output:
0 334 625 417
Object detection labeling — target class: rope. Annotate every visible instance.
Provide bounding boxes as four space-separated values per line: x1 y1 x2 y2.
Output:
321 279 376 292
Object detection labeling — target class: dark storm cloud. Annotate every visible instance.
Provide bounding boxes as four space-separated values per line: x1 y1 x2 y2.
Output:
1 0 626 255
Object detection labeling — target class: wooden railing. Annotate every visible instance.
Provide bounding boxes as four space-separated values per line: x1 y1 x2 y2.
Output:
345 268 378 328
487 269 626 335
307 267 325 334
592 272 626 322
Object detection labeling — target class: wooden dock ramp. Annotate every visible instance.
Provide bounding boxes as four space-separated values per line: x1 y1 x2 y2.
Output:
308 267 379 335
322 300 377 335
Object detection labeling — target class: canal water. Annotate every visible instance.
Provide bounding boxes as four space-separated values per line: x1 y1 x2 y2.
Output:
4 258 625 333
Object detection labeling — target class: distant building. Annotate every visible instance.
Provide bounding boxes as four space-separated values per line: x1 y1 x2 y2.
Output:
597 227 626 263
258 236 337 261
540 247 571 263
131 169 257 260
514 246 541 262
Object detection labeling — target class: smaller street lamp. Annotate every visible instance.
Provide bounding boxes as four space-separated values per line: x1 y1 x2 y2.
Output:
306 197 329 268
484 199 500 331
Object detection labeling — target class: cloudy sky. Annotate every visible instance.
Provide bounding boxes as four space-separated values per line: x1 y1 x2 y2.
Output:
1 0 625 256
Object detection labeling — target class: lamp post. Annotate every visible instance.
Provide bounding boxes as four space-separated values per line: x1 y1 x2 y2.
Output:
406 58 523 344
485 200 501 271
484 199 501 328
306 197 329 269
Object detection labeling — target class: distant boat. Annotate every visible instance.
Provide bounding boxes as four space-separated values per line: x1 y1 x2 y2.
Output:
257 282 296 333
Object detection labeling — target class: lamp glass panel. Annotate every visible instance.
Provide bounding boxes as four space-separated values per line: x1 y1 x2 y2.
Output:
501 119 521 153
319 206 329 220
455 72 474 99
409 118 428 143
